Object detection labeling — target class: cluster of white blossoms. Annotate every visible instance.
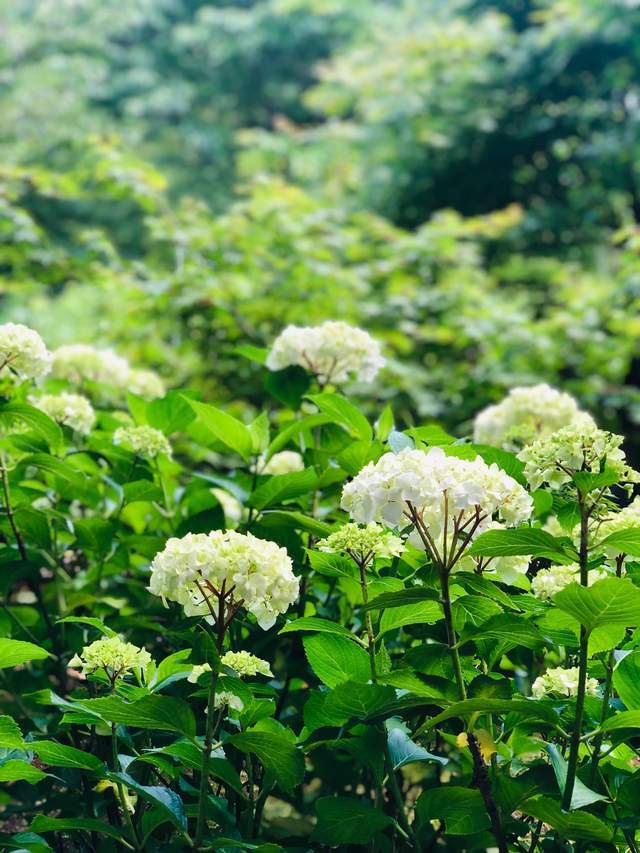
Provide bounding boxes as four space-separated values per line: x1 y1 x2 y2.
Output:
266 321 385 384
317 522 405 563
33 392 96 435
127 368 166 401
473 384 594 451
518 424 638 491
258 450 305 476
0 323 51 381
68 636 151 680
52 344 130 387
51 344 165 400
148 530 299 630
213 691 244 712
532 666 599 700
341 447 532 551
531 563 608 600
113 425 172 459
594 496 640 554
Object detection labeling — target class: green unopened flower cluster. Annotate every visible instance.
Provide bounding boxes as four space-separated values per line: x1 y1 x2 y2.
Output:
517 425 638 491
113 424 172 458
187 651 272 684
68 636 151 680
531 666 598 700
317 522 404 563
33 392 96 435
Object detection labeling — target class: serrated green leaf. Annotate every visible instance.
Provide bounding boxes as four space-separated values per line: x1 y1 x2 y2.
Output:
248 468 317 510
0 638 49 669
185 399 253 460
554 577 640 633
312 796 392 845
280 617 362 642
468 528 577 563
307 393 372 442
228 730 304 794
415 787 489 835
521 796 613 841
303 634 372 688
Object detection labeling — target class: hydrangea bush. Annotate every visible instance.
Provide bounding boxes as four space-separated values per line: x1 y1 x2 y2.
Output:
3 321 640 852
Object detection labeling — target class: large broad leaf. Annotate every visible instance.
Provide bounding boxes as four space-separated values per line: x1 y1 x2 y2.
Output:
266 413 330 458
22 454 85 488
312 796 392 845
0 402 62 452
280 617 362 643
613 650 640 710
259 510 333 538
108 772 187 831
554 578 640 633
405 425 455 445
467 528 577 563
30 816 126 842
0 759 47 783
600 710 640 733
307 393 372 442
452 595 503 631
248 468 318 510
0 639 49 669
228 731 304 794
323 682 397 724
546 744 606 809
185 399 252 460
79 695 195 737
307 550 357 579
415 787 490 835
361 587 440 612
521 796 613 842
379 601 442 635
32 741 104 773
573 468 621 496
303 634 372 688
73 518 113 556
473 445 525 485
460 613 546 650
416 698 557 735
597 527 640 557
0 715 24 749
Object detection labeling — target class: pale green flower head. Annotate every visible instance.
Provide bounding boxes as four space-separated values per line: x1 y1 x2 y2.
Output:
531 666 598 700
221 650 272 678
317 521 405 564
113 424 172 459
127 368 165 401
68 636 151 681
531 563 607 600
517 424 639 491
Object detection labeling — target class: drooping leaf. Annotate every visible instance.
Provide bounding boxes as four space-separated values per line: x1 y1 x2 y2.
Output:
415 787 490 835
545 744 606 809
467 528 577 563
416 698 558 735
312 796 392 845
248 468 318 510
108 772 187 831
307 393 372 442
29 816 126 843
597 527 640 557
228 730 304 794
386 718 447 769
185 399 253 460
279 617 362 643
521 796 613 842
79 695 195 737
613 650 640 710
0 716 24 749
32 741 105 773
0 760 47 783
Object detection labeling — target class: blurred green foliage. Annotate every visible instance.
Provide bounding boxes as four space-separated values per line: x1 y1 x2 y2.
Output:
3 0 640 444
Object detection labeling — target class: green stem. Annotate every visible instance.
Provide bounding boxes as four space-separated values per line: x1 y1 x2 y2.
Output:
111 723 140 850
358 560 377 682
587 650 614 788
384 744 420 850
195 669 220 847
440 570 466 700
562 501 590 811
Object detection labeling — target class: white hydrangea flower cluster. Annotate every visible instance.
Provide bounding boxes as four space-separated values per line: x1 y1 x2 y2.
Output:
68 636 151 680
0 323 51 381
517 424 638 491
51 344 165 399
531 563 608 600
148 530 299 630
594 496 640 554
52 344 130 387
127 368 166 401
341 447 532 551
531 666 598 700
33 392 96 435
473 384 594 451
317 522 405 563
266 321 384 384
258 450 305 476
113 425 172 458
